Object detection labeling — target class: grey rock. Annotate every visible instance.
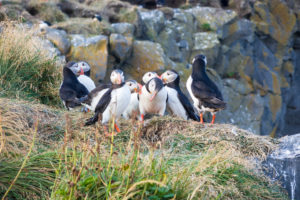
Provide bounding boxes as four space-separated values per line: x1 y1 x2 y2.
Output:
109 33 133 63
43 28 71 55
111 23 135 37
186 6 237 31
139 9 165 41
263 134 300 200
192 32 220 66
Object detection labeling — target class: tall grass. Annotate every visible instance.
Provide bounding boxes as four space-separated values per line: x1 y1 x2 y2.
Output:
0 22 61 106
50 117 288 200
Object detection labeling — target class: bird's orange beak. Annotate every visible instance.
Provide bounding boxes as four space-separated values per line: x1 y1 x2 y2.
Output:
80 67 84 75
157 74 161 79
117 74 122 84
138 83 142 94
150 91 157 101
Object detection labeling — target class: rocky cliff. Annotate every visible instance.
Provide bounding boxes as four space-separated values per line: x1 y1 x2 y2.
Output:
1 0 299 137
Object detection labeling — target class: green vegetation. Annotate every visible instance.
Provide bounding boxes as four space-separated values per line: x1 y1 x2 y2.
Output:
0 98 288 199
201 23 213 31
0 23 62 107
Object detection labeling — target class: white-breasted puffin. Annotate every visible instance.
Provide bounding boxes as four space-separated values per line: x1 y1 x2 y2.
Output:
67 61 96 92
122 80 142 120
59 62 89 110
160 69 199 121
139 77 168 121
186 54 226 124
82 69 131 134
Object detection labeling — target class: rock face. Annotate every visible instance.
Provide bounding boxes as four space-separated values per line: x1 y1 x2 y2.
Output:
67 35 108 81
263 134 300 200
43 28 71 55
109 33 133 63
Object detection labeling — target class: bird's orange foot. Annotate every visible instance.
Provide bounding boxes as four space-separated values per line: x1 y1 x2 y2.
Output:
114 123 121 133
210 114 216 125
200 113 204 124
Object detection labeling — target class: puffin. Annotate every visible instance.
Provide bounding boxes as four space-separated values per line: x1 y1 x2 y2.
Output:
59 62 89 110
139 77 168 121
122 80 142 120
186 54 226 124
160 70 199 121
66 61 96 93
142 71 159 85
76 61 96 92
82 69 131 134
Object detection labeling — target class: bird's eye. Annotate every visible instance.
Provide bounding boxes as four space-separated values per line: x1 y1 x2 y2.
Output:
167 73 170 75
129 83 132 86
82 63 85 66
148 74 151 77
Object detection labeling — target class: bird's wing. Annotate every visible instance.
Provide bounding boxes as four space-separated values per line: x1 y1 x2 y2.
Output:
192 80 226 109
59 86 77 101
94 88 112 114
177 91 199 121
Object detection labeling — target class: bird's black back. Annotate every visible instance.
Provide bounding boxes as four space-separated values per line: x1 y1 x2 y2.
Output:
165 75 199 121
60 67 89 100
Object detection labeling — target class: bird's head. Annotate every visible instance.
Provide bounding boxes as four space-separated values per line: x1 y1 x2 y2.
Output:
126 80 141 93
142 71 159 85
110 69 125 85
146 77 164 101
160 70 179 84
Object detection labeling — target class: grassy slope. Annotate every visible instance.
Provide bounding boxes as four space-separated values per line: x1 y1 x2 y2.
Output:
0 98 288 200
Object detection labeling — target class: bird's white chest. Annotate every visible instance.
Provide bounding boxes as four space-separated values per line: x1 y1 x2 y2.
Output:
88 88 109 111
122 93 139 118
186 76 199 109
166 87 187 120
78 75 96 92
139 86 167 114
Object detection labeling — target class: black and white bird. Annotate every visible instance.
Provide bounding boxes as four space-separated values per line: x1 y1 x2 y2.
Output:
93 14 102 22
160 70 199 121
139 77 168 121
82 69 131 133
59 62 89 110
186 54 226 124
67 61 96 92
122 80 142 120
142 71 159 85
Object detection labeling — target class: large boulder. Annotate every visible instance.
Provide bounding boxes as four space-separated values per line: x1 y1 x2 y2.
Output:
42 28 71 55
192 32 220 66
263 133 300 200
186 6 237 31
125 40 166 82
109 33 133 63
67 35 108 81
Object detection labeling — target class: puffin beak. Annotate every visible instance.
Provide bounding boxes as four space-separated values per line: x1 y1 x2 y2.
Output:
80 67 84 75
150 91 157 101
138 83 142 94
134 88 137 93
157 74 161 79
117 74 122 84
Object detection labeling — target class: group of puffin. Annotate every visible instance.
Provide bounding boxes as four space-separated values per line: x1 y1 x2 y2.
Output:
59 54 226 134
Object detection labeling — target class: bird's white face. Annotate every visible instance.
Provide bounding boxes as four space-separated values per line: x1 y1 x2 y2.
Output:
160 70 178 84
110 70 124 84
148 78 157 93
77 61 91 74
126 80 140 93
142 72 158 84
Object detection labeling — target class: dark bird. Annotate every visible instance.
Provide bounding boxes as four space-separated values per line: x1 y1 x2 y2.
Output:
160 69 199 121
186 54 226 124
59 63 89 110
93 14 102 22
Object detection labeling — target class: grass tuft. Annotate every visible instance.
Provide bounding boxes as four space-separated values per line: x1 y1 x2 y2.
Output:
0 22 62 106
